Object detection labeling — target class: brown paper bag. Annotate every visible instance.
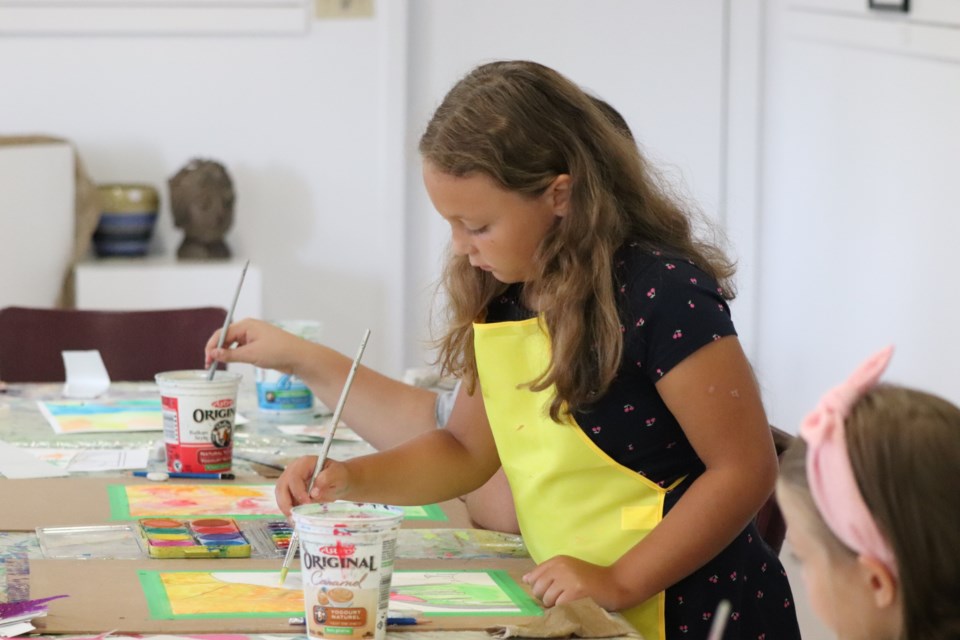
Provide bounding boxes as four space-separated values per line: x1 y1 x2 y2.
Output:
488 598 641 639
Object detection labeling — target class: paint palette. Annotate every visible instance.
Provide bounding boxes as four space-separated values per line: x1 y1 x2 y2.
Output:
264 520 294 552
138 517 251 559
240 519 298 558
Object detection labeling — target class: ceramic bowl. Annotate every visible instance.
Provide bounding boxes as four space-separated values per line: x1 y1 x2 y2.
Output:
94 184 159 257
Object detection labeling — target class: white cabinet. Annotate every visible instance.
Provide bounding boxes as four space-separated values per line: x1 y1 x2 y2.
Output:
786 0 960 61
75 258 262 321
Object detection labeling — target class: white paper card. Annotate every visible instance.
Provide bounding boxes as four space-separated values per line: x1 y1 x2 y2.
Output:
61 349 111 398
0 441 69 479
28 448 150 472
0 621 36 637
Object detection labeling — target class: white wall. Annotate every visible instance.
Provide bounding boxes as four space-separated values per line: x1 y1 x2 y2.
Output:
757 0 960 433
403 0 728 367
1 1 730 378
0 8 407 375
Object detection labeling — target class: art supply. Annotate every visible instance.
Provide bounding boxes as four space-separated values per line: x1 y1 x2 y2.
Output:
288 615 420 627
207 259 250 381
292 501 404 640
265 519 294 552
155 370 242 473
279 328 371 584
36 524 144 560
132 470 236 480
256 320 323 414
138 517 251 558
0 595 68 637
706 599 731 640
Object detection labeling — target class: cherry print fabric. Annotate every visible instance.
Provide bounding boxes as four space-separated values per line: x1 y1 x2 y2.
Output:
484 243 801 639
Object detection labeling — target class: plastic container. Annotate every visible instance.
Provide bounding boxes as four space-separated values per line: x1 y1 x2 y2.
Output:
256 320 323 414
292 501 404 640
156 370 241 473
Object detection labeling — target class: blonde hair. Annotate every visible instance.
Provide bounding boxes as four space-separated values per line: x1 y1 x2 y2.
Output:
779 384 960 640
420 60 734 420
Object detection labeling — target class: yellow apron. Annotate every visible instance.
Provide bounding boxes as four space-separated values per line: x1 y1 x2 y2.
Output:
475 317 671 640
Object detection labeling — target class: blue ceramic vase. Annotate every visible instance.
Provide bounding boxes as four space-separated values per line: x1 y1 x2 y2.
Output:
94 184 159 257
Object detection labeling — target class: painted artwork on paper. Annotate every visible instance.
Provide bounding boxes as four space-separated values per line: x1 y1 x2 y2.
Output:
389 570 541 616
397 529 529 559
109 484 447 522
139 570 302 619
37 399 162 434
109 484 279 521
139 570 541 619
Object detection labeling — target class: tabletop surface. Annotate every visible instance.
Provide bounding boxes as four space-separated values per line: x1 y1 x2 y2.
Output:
0 382 537 640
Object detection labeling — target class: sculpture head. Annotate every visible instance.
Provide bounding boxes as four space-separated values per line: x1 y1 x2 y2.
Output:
169 159 235 257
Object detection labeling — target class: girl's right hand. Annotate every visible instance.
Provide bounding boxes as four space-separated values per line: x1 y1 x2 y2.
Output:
204 318 308 375
275 455 351 516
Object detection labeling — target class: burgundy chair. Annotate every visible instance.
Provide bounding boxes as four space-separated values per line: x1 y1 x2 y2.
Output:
0 306 227 382
754 425 795 555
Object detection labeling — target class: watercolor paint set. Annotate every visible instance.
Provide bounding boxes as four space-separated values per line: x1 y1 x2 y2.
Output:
138 518 251 559
241 519 298 558
36 520 287 560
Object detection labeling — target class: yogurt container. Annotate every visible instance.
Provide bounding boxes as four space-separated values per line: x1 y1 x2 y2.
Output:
156 370 241 473
292 501 404 640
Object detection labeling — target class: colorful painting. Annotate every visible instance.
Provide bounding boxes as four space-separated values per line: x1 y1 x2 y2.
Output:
397 529 529 559
108 484 447 522
139 570 302 619
139 570 541 620
390 570 541 616
38 399 162 434
109 484 279 521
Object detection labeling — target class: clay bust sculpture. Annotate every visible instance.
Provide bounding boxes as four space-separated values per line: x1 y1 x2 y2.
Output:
169 159 235 259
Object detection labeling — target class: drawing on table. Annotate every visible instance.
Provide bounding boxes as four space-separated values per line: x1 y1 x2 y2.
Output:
37 399 162 434
108 484 447 521
138 570 541 619
139 570 302 618
389 570 541 615
398 529 529 559
109 484 279 520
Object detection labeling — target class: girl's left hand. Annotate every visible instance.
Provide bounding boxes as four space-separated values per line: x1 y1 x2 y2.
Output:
522 555 625 610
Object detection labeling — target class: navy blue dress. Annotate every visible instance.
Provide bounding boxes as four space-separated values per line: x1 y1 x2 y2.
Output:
485 242 801 640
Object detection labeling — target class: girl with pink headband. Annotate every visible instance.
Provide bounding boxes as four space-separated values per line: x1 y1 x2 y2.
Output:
777 346 960 640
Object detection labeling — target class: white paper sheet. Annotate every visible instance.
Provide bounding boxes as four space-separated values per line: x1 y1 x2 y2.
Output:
275 423 362 442
0 441 69 479
61 350 111 398
28 448 150 472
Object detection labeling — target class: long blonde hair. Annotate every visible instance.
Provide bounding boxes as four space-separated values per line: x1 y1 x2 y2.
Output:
779 384 960 640
420 60 735 419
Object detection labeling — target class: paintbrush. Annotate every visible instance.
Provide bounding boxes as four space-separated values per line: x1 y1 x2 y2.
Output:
207 260 250 381
706 599 731 640
279 328 371 584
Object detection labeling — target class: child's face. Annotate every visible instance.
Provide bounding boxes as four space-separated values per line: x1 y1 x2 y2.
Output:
423 161 565 284
778 484 895 640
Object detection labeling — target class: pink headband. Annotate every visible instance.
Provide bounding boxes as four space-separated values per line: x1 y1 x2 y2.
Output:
799 345 897 575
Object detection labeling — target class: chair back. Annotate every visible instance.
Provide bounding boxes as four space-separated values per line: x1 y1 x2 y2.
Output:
0 306 227 382
754 425 795 555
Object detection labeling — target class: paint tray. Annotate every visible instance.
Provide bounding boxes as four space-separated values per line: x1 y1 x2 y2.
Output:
138 517 251 559
36 524 146 559
242 519 297 558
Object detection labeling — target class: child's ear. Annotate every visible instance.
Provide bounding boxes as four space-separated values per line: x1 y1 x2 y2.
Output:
857 555 898 609
548 174 572 217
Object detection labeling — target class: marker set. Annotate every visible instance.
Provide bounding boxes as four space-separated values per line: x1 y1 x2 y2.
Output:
139 518 251 558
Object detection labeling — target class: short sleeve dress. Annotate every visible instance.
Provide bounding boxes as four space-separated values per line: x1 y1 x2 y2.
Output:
485 242 801 640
